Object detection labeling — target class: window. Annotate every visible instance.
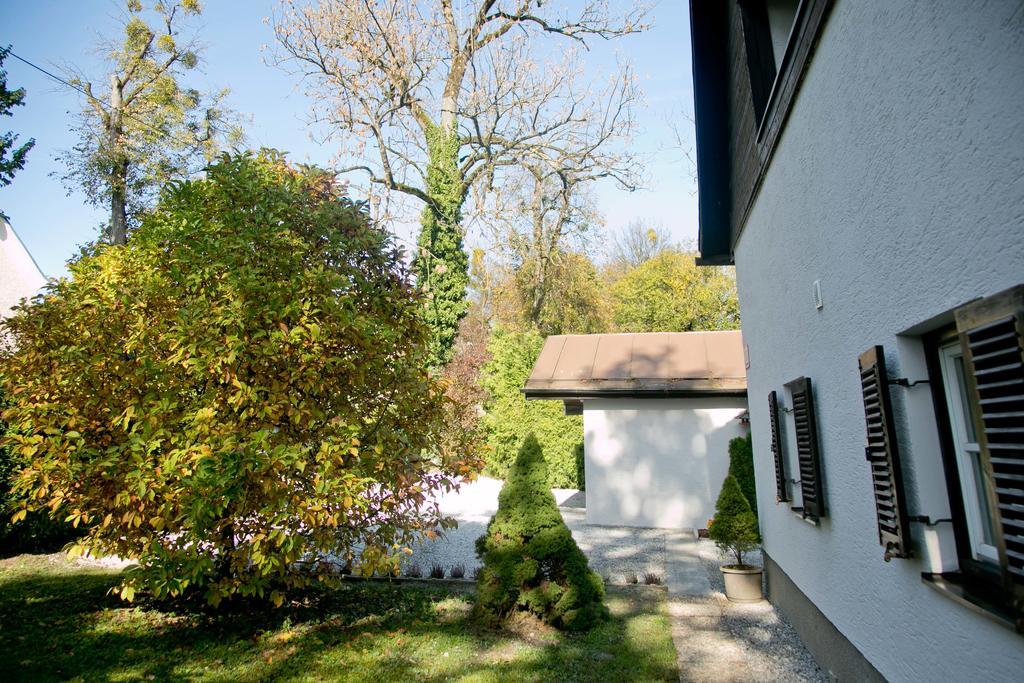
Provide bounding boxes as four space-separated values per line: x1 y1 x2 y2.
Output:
921 284 1024 630
936 341 999 565
738 0 801 124
765 0 800 70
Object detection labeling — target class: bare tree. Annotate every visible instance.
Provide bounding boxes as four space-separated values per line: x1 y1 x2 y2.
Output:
608 218 673 270
476 53 640 328
274 0 646 365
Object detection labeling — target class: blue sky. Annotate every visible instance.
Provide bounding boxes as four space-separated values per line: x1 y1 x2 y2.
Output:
0 1 697 278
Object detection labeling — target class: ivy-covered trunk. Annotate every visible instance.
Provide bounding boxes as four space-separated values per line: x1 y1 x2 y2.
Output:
414 123 468 368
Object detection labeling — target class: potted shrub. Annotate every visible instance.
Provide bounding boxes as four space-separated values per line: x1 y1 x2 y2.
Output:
708 474 763 602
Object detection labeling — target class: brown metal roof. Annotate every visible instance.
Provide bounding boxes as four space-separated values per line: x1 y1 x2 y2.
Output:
523 330 746 399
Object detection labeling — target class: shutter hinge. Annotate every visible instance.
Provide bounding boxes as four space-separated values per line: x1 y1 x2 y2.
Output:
908 515 952 527
892 377 930 388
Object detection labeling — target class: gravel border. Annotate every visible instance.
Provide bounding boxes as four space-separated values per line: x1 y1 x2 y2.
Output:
399 478 668 585
696 539 826 683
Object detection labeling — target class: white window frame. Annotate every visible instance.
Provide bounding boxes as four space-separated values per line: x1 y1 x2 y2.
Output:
937 341 999 564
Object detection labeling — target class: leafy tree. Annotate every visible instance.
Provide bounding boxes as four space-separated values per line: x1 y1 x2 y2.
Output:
274 0 645 366
492 250 611 337
0 46 34 188
474 433 607 630
439 300 491 450
480 328 584 488
728 434 757 519
708 475 760 568
0 151 480 606
58 1 240 244
609 249 740 332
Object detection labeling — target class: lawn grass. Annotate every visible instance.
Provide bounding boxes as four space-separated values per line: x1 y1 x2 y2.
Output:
0 553 679 682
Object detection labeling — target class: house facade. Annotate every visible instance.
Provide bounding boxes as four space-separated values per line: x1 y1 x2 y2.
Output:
523 331 748 530
689 1 1024 681
1 218 45 320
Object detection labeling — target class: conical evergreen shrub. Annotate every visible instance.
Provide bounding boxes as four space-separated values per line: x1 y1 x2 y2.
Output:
473 433 608 630
708 474 761 568
727 434 757 519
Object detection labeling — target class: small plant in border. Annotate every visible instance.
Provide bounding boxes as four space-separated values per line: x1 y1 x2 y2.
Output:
624 570 638 585
643 573 662 586
404 563 423 579
429 563 446 579
449 563 465 579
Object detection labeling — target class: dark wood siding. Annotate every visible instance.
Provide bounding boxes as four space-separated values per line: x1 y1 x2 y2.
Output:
690 0 834 264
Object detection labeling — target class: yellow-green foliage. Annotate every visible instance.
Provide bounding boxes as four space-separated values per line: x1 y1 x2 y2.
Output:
609 249 739 332
708 475 761 568
480 329 585 489
0 151 480 605
474 434 607 631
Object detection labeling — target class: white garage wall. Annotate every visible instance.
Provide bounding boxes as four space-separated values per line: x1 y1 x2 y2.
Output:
583 397 749 529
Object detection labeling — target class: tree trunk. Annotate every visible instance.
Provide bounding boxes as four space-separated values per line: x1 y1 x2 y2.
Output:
107 74 128 245
415 122 469 367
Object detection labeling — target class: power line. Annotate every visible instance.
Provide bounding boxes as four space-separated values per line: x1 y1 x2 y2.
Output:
4 48 453 274
2 47 181 144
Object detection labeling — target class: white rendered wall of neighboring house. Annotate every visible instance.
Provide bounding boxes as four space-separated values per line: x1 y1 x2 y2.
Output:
582 398 748 529
734 2 1024 680
0 220 45 320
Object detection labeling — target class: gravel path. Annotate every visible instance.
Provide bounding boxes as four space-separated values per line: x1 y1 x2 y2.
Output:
693 539 826 683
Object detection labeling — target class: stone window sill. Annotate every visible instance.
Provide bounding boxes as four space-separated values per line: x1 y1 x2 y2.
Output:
921 571 1018 634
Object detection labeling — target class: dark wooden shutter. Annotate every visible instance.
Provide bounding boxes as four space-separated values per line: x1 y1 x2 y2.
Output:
859 346 912 559
768 391 789 502
955 285 1024 625
787 376 825 521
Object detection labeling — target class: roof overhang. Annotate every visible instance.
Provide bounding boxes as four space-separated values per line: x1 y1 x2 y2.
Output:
523 379 748 401
689 0 733 266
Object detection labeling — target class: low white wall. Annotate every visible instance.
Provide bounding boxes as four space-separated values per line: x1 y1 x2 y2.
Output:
582 397 748 529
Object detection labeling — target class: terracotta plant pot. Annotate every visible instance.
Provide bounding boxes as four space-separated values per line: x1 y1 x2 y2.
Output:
720 565 763 602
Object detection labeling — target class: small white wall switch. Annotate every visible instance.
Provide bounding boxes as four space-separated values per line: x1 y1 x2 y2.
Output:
813 279 823 310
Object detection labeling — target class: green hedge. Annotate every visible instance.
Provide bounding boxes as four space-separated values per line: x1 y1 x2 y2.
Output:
727 434 757 519
480 329 585 489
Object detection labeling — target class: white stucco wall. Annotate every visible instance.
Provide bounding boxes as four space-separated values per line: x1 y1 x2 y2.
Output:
582 398 748 529
734 2 1024 681
0 219 45 320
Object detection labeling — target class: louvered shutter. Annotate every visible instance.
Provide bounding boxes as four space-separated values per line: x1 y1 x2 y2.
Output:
768 391 789 502
786 377 825 521
954 285 1024 625
859 346 912 559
